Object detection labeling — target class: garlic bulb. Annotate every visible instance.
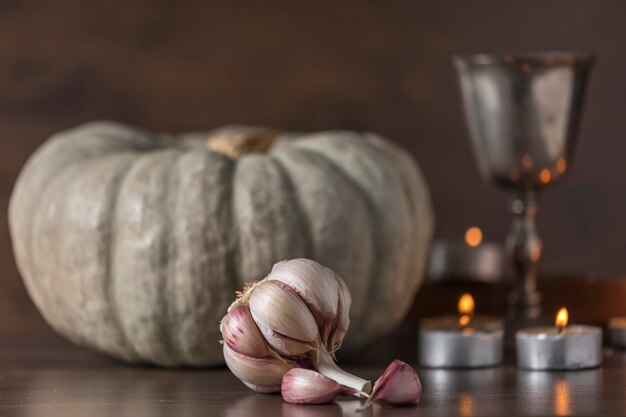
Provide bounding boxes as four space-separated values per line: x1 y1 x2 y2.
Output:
281 369 356 404
220 258 371 394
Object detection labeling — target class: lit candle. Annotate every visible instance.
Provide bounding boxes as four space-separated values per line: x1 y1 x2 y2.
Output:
428 227 503 283
419 293 504 368
516 307 602 370
607 317 626 349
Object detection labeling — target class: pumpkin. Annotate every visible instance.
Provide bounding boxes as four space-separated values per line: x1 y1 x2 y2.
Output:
9 121 433 367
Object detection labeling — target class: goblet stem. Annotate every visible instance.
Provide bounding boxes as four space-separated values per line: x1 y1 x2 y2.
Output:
506 191 542 321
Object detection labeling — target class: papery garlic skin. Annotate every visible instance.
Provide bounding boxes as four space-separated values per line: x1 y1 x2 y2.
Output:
220 304 277 358
248 280 319 356
267 260 350 351
281 368 356 405
223 344 297 392
220 258 370 395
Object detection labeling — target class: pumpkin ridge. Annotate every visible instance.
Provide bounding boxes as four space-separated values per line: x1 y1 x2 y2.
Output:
280 146 382 339
157 150 185 363
228 155 244 299
354 138 419 327
165 148 229 363
108 149 177 363
165 150 237 365
206 153 238 365
289 134 429 338
106 151 155 363
101 153 145 361
112 148 182 365
25 152 139 335
363 135 434 324
266 155 316 262
22 138 156 247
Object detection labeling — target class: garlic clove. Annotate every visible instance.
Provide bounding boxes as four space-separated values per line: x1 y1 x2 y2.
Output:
266 259 352 353
223 343 297 392
364 360 422 407
281 368 356 404
248 280 319 345
328 275 351 353
254 318 317 357
220 304 277 358
267 259 341 325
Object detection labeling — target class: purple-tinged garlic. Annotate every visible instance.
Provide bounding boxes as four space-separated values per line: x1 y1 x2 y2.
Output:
221 304 279 358
281 368 356 404
220 258 371 394
364 360 422 407
223 344 298 392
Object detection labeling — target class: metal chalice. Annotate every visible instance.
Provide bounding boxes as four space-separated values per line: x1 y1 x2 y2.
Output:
453 52 594 327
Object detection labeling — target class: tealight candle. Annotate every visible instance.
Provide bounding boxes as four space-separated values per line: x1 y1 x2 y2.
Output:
607 317 626 348
516 308 602 370
428 227 503 283
419 293 504 368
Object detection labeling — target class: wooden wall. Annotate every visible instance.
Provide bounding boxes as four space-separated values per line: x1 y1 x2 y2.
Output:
2 0 626 327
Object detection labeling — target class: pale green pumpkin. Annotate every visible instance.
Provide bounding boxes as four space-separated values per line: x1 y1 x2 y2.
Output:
9 121 433 367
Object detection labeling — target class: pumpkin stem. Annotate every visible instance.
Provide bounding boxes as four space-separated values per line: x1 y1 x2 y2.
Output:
207 127 278 159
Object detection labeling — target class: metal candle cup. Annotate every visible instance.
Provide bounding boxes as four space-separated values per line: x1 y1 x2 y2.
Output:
428 240 503 283
419 294 504 368
428 228 503 283
516 308 602 370
607 317 626 349
419 316 504 368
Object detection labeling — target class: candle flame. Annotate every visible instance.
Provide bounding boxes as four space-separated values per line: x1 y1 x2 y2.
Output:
464 227 483 247
458 293 474 326
556 307 568 328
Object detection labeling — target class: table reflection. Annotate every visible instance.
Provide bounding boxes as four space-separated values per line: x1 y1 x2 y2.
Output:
553 379 571 416
516 368 602 415
458 393 475 417
282 402 343 417
424 367 503 393
420 367 501 416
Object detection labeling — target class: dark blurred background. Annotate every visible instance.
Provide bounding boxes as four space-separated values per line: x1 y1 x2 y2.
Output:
2 1 626 330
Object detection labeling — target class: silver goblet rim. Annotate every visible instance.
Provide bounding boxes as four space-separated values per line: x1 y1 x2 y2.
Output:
453 51 594 68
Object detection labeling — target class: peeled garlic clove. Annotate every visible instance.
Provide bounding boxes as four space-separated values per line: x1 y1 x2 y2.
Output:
220 304 276 358
223 344 297 392
281 368 356 404
364 360 421 407
248 281 319 349
267 259 351 352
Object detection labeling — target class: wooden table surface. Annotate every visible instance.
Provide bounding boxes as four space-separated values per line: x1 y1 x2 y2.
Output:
2 325 626 417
